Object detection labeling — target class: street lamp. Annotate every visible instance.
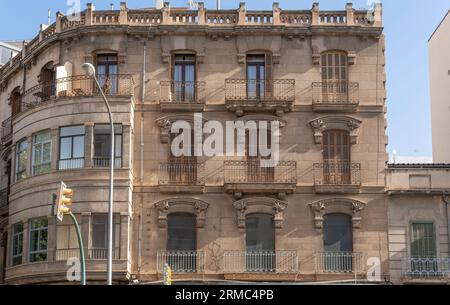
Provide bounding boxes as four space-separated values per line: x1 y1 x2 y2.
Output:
82 63 115 285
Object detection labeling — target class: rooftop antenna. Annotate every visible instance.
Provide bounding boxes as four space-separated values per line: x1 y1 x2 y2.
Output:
188 0 198 9
392 149 397 164
48 9 51 25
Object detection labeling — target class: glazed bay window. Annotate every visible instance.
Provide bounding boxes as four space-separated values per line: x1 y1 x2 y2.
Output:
59 125 85 170
29 218 48 262
32 130 51 175
90 214 120 259
15 138 28 181
11 223 23 266
55 215 80 261
93 124 122 168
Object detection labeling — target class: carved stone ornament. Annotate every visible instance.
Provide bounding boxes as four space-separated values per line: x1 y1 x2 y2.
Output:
154 198 210 228
308 198 366 229
233 197 288 229
308 116 362 144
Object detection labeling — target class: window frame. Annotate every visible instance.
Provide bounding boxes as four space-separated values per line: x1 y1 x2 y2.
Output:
32 130 52 176
58 125 85 170
15 138 28 182
93 124 123 168
11 222 24 266
167 213 197 251
409 221 437 258
90 213 121 257
28 218 48 263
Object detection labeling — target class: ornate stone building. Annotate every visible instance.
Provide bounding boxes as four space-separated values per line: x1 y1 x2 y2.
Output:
0 2 441 285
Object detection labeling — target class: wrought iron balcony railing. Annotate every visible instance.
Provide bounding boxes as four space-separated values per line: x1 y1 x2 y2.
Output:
0 187 8 208
224 160 297 184
315 252 363 273
158 163 204 186
159 81 206 103
157 251 205 273
312 81 359 106
58 158 85 170
92 157 123 168
313 162 361 186
1 117 12 143
403 257 450 278
225 79 295 102
20 74 134 114
222 250 298 273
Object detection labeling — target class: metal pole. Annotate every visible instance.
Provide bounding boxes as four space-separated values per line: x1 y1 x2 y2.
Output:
68 212 86 285
92 76 115 285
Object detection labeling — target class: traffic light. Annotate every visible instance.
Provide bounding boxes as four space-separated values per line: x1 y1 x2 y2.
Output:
163 263 172 285
56 181 73 221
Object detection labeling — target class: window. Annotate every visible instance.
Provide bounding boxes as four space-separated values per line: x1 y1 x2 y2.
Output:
32 130 51 175
93 124 122 168
409 222 438 275
168 128 198 185
59 125 85 170
40 64 56 100
29 218 48 262
11 223 23 266
55 215 80 261
245 213 275 272
322 213 353 272
245 125 274 182
167 213 197 272
91 214 120 259
321 51 348 103
96 54 118 94
322 130 351 184
246 53 272 99
172 54 196 102
15 138 28 181
10 88 22 117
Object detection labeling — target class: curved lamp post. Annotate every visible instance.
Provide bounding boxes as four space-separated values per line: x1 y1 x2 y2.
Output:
82 63 115 285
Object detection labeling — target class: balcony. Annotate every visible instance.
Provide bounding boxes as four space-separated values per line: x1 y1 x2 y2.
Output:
315 252 363 274
224 160 297 197
157 251 205 273
55 247 120 261
312 81 359 112
92 157 122 168
20 75 134 116
158 163 205 193
159 81 206 112
225 79 295 116
403 257 450 282
222 251 298 274
1 117 12 146
313 162 361 193
58 158 85 170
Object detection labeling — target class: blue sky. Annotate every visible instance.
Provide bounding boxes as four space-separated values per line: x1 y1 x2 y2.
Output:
0 0 449 158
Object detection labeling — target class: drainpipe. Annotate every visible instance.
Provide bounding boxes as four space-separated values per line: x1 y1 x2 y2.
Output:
442 192 450 254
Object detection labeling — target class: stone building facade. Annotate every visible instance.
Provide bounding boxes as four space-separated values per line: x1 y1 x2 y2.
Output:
0 2 445 285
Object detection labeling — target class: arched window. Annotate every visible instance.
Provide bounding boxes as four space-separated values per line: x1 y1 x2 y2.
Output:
40 63 56 100
323 213 353 272
321 51 348 103
10 87 22 117
171 53 196 102
167 213 197 272
322 129 351 184
245 213 275 272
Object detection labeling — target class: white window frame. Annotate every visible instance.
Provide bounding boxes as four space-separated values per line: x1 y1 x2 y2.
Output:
11 223 23 266
32 130 52 175
29 218 48 262
15 138 28 181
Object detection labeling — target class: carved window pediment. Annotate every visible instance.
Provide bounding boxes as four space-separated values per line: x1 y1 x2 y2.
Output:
232 197 288 229
154 198 210 228
155 114 208 143
308 198 366 229
308 116 362 144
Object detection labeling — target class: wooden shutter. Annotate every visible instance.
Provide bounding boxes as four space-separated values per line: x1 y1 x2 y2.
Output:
410 222 436 258
265 53 273 97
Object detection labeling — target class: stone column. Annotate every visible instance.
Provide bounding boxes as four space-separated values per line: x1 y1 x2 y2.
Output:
84 122 94 168
311 3 319 26
373 3 383 27
81 212 91 259
51 128 59 171
47 216 56 261
119 212 129 260
55 11 63 33
26 135 32 178
346 3 354 26
122 123 131 169
22 221 29 264
162 2 171 25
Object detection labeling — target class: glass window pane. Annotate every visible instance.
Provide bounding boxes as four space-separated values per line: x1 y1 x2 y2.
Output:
72 136 85 158
60 126 85 137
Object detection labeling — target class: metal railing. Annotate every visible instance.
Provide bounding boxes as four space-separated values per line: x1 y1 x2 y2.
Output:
159 81 206 103
21 75 134 113
59 158 85 170
1 117 12 143
158 163 204 186
222 251 298 273
0 187 8 208
403 257 450 278
157 251 205 273
225 79 295 102
313 162 361 186
315 252 363 273
92 157 122 168
312 81 359 105
88 247 120 260
55 248 80 261
224 160 297 184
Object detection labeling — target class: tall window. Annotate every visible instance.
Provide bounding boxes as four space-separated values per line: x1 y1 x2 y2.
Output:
321 51 348 102
323 213 353 272
91 214 120 259
168 128 197 184
93 124 122 168
15 138 28 181
55 215 80 261
246 53 272 99
96 54 118 94
29 218 48 262
11 223 23 266
172 54 196 102
245 125 274 182
322 130 351 184
59 125 85 170
10 88 22 117
245 214 275 272
167 213 197 272
32 130 51 175
410 222 437 274
40 64 56 100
